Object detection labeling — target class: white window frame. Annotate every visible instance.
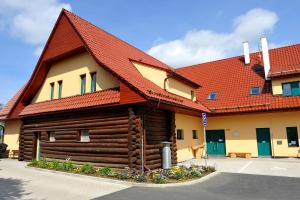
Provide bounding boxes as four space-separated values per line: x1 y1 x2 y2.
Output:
80 130 90 142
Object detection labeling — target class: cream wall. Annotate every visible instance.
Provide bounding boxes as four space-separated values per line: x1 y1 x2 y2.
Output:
3 119 22 156
272 76 300 95
32 52 120 103
175 113 204 162
132 61 195 100
207 111 300 157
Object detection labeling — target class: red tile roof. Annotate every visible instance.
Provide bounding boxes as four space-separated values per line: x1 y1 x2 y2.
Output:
269 44 300 77
177 45 300 114
19 89 120 116
0 84 27 120
62 10 208 113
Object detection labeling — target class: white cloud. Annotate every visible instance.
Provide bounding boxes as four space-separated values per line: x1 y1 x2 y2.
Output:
148 8 279 67
0 0 71 55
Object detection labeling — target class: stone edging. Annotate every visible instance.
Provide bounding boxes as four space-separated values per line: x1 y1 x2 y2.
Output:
25 166 219 188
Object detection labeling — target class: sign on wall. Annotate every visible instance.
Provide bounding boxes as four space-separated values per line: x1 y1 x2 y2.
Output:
202 113 207 127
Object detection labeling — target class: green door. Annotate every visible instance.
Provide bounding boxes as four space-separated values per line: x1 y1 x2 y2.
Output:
206 130 226 156
256 128 272 157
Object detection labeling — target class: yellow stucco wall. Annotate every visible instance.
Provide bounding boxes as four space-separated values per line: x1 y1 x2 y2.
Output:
175 113 204 162
272 76 300 95
175 111 300 162
3 119 22 156
32 52 120 103
207 111 300 157
132 61 195 100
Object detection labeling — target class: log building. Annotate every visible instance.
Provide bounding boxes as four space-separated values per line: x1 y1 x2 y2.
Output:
1 9 300 168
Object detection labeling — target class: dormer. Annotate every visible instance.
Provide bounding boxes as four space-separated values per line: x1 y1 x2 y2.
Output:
132 61 199 101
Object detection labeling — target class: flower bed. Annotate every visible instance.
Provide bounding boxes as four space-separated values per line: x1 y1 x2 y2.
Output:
28 158 216 184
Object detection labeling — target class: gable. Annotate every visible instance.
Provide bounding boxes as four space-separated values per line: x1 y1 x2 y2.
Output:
32 52 120 103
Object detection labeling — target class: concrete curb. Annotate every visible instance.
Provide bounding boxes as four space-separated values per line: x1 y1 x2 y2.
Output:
25 166 220 188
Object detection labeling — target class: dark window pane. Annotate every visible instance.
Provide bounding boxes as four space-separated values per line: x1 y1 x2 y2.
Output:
192 130 198 139
207 92 217 100
286 127 299 147
58 81 63 99
50 83 55 100
80 74 86 95
283 83 292 96
91 72 97 93
177 129 184 140
250 87 260 95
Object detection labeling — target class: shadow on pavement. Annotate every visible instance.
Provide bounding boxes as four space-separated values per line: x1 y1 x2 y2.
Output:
0 177 30 200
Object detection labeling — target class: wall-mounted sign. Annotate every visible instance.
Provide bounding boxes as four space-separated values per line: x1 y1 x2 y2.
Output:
277 140 282 145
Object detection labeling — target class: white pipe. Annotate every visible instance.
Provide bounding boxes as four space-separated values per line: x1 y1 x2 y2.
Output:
261 37 271 80
243 42 250 64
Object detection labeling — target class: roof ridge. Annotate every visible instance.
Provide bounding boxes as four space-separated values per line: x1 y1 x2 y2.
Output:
63 9 173 71
178 43 300 70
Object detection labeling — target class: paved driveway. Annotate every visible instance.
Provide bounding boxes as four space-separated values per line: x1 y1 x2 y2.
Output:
1 158 300 200
181 157 300 177
94 172 300 200
0 159 130 200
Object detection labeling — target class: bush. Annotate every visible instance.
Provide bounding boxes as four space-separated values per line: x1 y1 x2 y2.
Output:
37 157 49 169
152 172 167 184
49 161 62 171
132 170 147 182
202 166 216 173
62 161 75 172
97 167 113 177
28 159 39 167
80 164 94 174
168 166 189 180
114 169 132 180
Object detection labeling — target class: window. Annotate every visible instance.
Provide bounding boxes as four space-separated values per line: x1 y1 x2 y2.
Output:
58 80 63 99
50 82 55 100
286 127 299 147
79 130 90 142
191 90 195 100
90 72 97 93
80 74 86 95
192 130 198 139
48 131 55 142
250 87 260 96
176 129 184 140
282 82 300 96
207 92 217 100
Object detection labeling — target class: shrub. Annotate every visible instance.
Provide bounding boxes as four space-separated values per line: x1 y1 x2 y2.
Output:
97 167 113 177
62 161 75 172
115 169 132 180
80 164 94 174
49 161 62 171
168 166 189 180
132 171 147 182
202 166 216 173
37 157 49 169
28 159 39 167
152 172 167 184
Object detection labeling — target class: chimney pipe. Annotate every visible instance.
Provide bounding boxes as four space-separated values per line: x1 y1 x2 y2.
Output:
261 37 271 80
243 42 250 65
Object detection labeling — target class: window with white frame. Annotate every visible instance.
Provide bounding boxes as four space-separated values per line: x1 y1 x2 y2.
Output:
80 130 90 142
48 131 55 142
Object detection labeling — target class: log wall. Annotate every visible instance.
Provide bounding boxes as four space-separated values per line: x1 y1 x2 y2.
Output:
19 106 177 170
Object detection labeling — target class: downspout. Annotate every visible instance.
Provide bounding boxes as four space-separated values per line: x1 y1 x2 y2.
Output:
164 73 174 91
141 98 161 172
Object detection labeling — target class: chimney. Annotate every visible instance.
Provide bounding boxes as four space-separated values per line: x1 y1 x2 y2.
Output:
261 37 271 80
243 42 250 65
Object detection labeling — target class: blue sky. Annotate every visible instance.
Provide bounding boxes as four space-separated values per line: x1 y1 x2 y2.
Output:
0 0 300 104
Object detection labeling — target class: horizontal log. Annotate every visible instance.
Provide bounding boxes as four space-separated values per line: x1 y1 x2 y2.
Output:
89 134 128 139
146 163 162 170
146 154 161 161
41 142 127 148
40 149 129 158
42 153 129 164
23 115 129 129
42 146 129 154
89 138 128 143
89 128 128 134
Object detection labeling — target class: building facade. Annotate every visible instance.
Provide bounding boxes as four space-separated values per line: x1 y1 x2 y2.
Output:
0 9 299 168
